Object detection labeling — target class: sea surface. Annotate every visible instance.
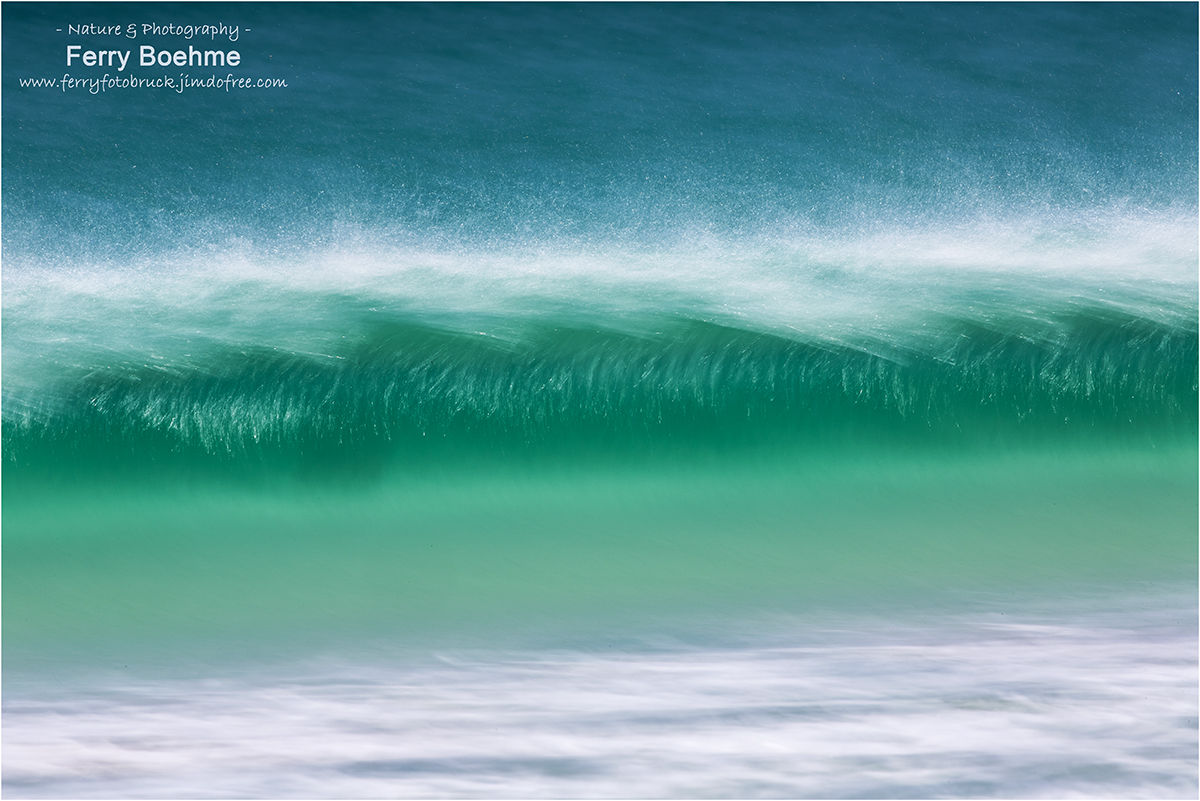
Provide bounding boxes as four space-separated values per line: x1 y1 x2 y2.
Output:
3 3 1197 798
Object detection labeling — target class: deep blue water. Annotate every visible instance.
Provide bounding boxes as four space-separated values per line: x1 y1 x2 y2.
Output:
3 3 1196 253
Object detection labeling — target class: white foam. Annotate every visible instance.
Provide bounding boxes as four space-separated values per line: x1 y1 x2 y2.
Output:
3 211 1196 401
4 596 1196 798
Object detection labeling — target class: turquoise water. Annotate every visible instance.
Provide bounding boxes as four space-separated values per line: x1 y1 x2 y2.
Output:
4 445 1197 663
3 3 1197 796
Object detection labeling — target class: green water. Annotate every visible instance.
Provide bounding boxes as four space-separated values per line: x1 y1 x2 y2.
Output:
6 444 1194 667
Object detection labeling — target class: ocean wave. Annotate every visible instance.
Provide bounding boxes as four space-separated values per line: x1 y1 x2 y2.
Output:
3 311 1194 473
5 217 1195 470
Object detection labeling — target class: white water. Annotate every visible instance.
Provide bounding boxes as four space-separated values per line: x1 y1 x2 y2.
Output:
5 591 1195 799
4 212 1196 407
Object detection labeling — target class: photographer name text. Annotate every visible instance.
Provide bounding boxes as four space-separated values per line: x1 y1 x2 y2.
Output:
62 22 243 71
67 45 240 70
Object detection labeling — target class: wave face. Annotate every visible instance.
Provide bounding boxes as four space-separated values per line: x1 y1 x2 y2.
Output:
4 3 1195 479
3 0 1196 656
3 235 1198 477
4 0 1197 648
